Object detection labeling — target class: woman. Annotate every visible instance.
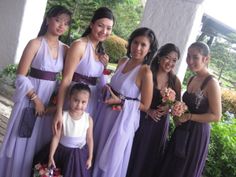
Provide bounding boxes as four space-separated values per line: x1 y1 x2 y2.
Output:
126 43 181 177
92 27 158 177
159 41 222 177
0 5 72 177
53 7 115 134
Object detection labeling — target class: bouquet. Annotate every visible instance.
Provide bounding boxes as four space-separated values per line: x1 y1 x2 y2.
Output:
33 163 62 177
171 101 188 118
160 87 176 105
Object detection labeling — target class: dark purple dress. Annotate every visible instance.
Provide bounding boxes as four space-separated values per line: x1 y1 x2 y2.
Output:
126 88 169 177
159 75 212 177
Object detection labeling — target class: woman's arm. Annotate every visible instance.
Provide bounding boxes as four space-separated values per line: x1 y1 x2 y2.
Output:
86 117 94 169
17 38 45 115
138 66 153 112
181 78 222 123
53 40 85 133
56 41 85 113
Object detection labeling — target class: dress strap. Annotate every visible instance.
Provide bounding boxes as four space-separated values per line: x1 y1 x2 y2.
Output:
187 76 195 87
200 75 213 90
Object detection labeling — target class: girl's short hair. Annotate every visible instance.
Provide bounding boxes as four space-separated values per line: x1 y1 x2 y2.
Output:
69 83 91 96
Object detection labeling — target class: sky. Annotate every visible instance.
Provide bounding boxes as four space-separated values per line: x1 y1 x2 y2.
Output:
203 0 236 30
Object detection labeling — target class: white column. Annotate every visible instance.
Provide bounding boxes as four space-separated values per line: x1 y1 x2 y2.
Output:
140 0 205 81
0 0 47 69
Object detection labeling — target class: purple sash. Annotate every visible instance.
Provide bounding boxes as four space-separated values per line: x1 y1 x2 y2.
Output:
72 72 97 85
29 67 58 81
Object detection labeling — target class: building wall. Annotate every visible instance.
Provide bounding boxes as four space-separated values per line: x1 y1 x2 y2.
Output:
140 0 205 81
0 0 47 69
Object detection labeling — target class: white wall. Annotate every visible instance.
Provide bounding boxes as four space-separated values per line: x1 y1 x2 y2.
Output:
0 0 26 69
0 0 47 69
141 0 205 81
15 0 48 64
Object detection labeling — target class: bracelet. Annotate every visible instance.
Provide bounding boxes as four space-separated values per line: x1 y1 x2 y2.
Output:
119 95 125 106
30 93 37 100
29 91 35 99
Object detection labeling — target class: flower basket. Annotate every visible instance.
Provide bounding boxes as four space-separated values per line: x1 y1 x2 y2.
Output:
33 163 63 177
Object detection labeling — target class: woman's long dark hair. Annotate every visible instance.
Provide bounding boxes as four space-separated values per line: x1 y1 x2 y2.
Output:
151 43 180 96
126 27 158 65
37 5 72 37
81 7 115 54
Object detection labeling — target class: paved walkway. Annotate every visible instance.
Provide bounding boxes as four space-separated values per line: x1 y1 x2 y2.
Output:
0 94 13 145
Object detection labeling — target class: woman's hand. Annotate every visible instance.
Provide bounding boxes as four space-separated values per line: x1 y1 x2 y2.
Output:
86 158 92 169
147 105 169 122
147 109 160 122
178 113 192 123
33 97 45 116
53 111 63 135
99 53 109 67
104 85 121 105
48 157 56 168
156 105 169 117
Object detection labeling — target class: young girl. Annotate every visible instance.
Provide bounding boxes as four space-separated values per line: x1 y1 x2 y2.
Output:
159 42 222 177
34 83 93 177
53 7 115 134
0 5 71 177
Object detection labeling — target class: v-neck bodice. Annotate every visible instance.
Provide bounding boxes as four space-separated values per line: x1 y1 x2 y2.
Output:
31 37 64 73
74 40 104 77
110 60 141 98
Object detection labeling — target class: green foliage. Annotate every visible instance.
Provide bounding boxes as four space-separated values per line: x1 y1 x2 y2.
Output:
203 116 236 177
0 64 18 87
209 40 236 88
104 35 127 63
0 64 17 78
111 2 144 39
221 89 236 114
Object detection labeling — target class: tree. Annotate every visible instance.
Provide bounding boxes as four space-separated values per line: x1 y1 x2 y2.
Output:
210 39 236 88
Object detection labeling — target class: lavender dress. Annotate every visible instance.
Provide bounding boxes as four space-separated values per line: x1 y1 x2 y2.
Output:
93 60 141 177
0 37 65 177
159 75 213 177
70 39 104 119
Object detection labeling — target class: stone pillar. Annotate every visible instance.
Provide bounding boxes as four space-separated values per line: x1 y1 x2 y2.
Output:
140 0 205 81
0 0 48 69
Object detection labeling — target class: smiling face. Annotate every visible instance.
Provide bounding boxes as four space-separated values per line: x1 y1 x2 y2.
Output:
159 51 178 73
90 18 113 42
130 35 151 61
69 90 90 116
47 13 70 36
186 47 209 72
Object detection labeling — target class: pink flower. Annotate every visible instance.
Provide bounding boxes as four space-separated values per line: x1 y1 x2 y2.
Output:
160 87 176 105
171 101 188 117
